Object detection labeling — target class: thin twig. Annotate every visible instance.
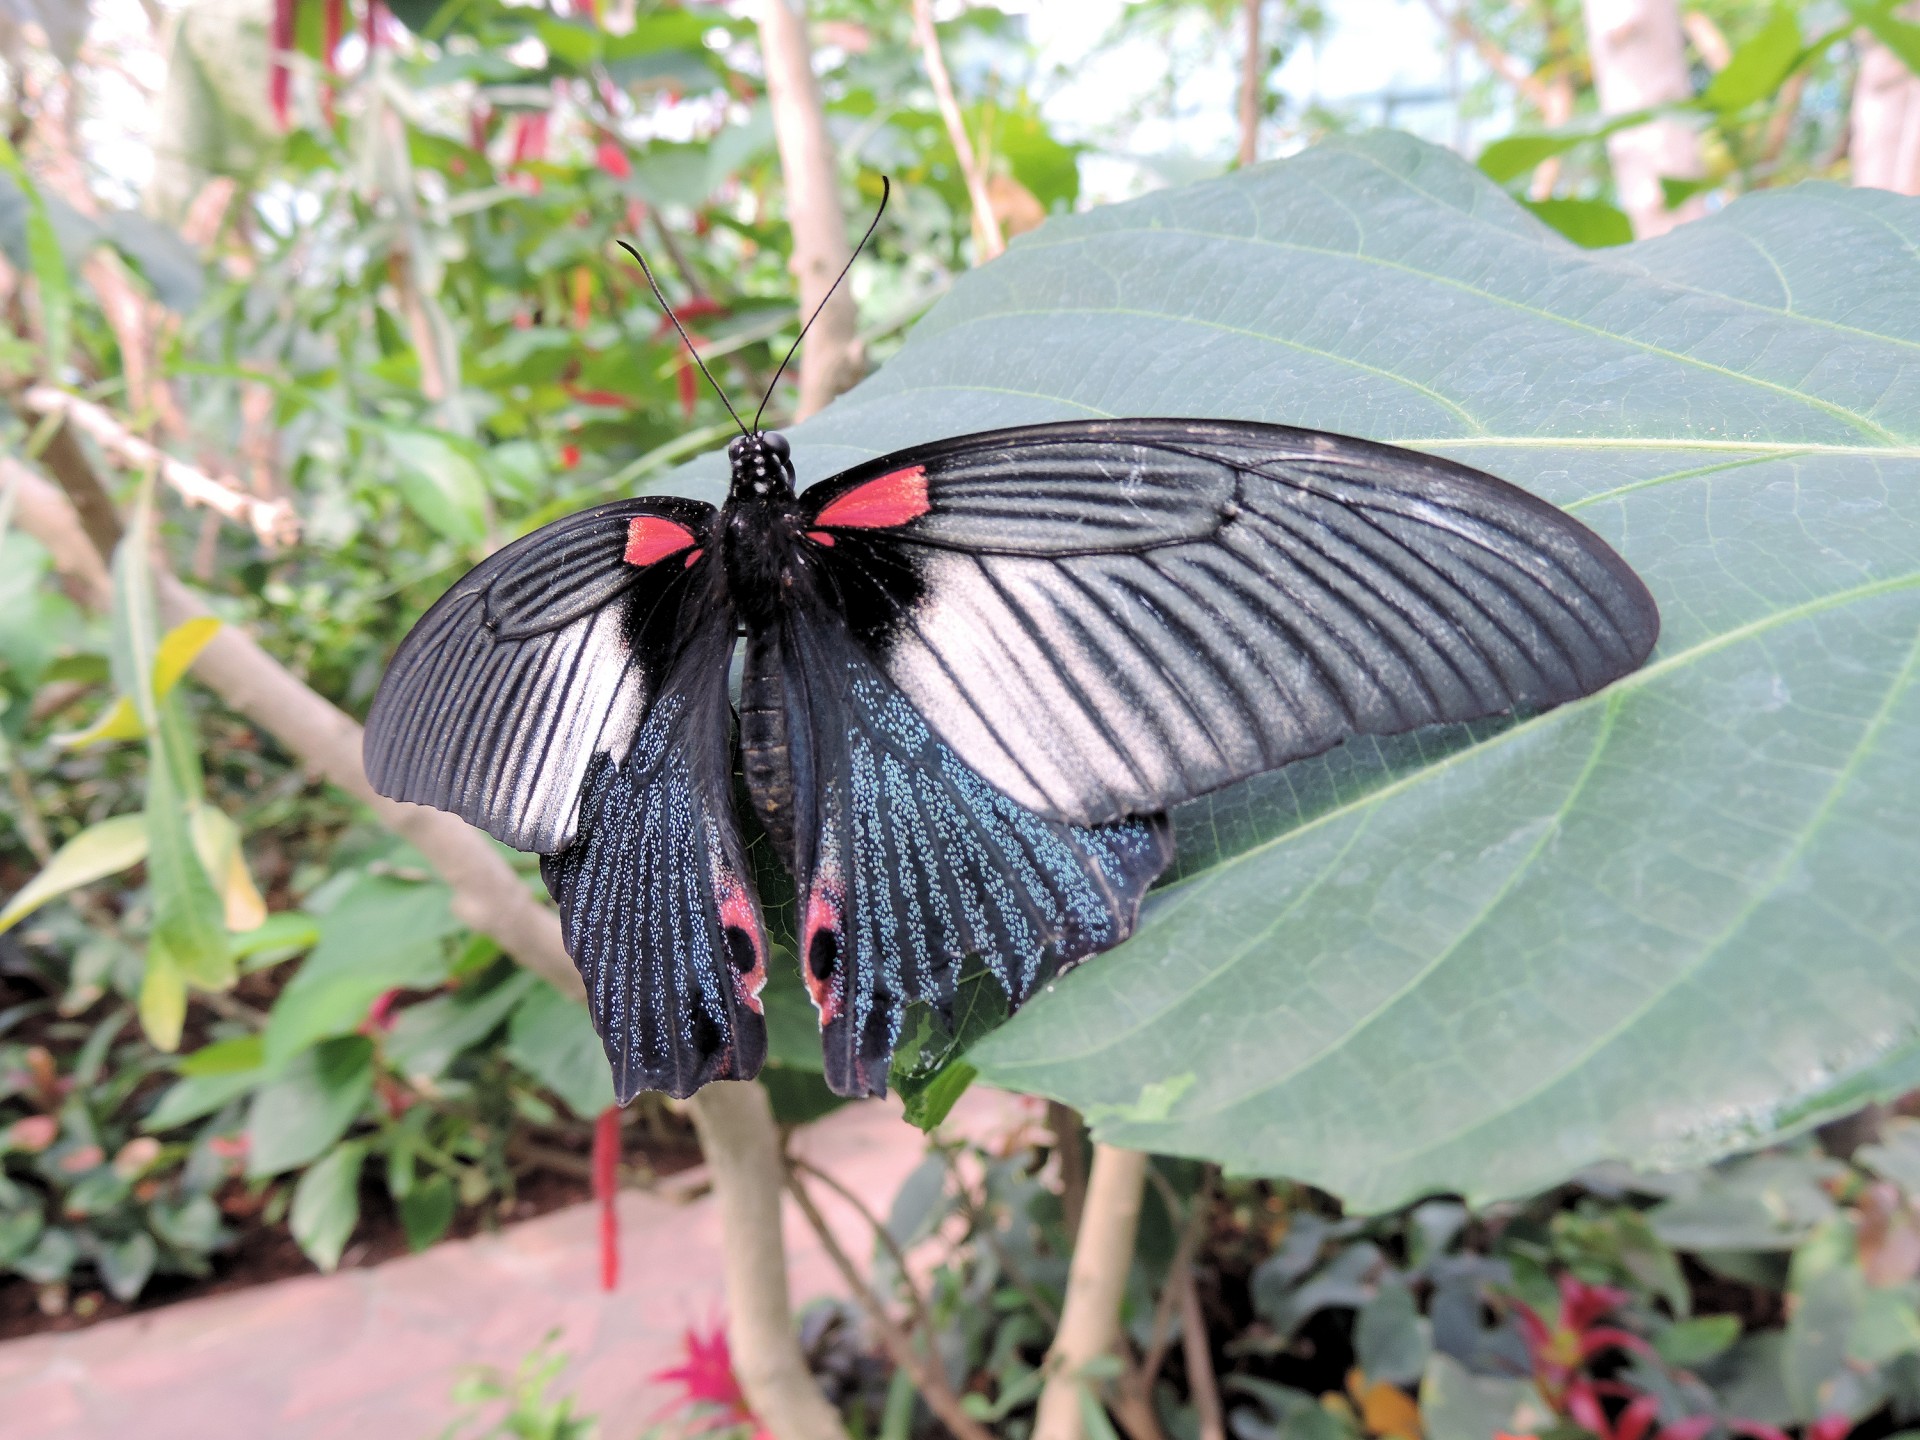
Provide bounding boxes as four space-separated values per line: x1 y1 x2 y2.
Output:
1179 1266 1226 1440
1134 1165 1213 1399
912 0 1005 260
789 1151 939 1341
1416 0 1559 114
940 1142 1062 1328
21 387 299 548
784 1162 999 1440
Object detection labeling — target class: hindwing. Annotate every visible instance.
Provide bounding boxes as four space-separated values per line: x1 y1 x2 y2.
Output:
764 610 1171 1098
539 603 769 1102
800 419 1661 826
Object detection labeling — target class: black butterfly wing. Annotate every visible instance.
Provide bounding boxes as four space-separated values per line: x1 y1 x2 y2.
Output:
799 418 1661 826
764 609 1171 1098
540 600 770 1102
364 497 715 852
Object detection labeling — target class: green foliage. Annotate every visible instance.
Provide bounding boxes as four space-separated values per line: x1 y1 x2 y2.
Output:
0 1018 232 1304
436 1330 601 1440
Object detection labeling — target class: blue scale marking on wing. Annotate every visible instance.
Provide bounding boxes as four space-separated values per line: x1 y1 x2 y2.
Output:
845 667 1156 1003
543 678 764 1101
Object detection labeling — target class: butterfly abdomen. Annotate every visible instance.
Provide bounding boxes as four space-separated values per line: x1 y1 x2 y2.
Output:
740 625 797 860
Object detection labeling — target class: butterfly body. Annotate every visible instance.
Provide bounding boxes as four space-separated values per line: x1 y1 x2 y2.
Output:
366 417 1659 1102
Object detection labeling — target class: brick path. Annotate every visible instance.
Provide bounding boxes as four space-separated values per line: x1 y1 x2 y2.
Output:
0 1090 1031 1440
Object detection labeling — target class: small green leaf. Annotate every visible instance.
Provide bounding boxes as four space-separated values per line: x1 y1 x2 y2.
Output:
900 1060 976 1131
14 1226 77 1283
1656 1314 1742 1368
1853 0 1920 72
263 876 457 1063
152 616 221 699
506 982 615 1120
386 430 489 546
231 910 321 969
399 1173 455 1252
1521 197 1634 248
54 695 145 749
1475 108 1655 184
0 813 149 936
290 1142 366 1272
1420 1354 1550 1440
245 1036 375 1177
0 136 74 373
177 1034 265 1078
386 971 538 1083
139 940 188 1053
144 1068 261 1132
1703 7 1807 111
1356 1276 1430 1386
96 1232 157 1301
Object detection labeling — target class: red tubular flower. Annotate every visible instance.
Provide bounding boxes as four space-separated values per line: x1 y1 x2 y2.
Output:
560 442 582 469
270 0 295 129
593 1107 620 1292
1803 1417 1852 1440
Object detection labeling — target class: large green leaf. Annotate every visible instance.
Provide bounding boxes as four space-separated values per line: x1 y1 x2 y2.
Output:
699 134 1920 1209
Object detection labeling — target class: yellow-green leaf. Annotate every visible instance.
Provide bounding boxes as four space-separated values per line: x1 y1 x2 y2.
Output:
153 617 221 700
54 695 145 749
0 814 149 936
189 805 267 934
140 941 187 1053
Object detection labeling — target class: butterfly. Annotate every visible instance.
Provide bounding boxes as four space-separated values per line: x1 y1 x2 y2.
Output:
364 188 1660 1103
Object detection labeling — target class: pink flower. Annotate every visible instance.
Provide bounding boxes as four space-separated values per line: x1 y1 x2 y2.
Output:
650 1322 769 1438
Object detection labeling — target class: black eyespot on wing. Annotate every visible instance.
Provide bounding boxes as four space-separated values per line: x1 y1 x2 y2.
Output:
802 418 1659 826
364 497 716 854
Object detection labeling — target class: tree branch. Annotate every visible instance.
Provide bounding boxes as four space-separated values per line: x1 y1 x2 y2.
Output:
685 1083 851 1440
21 387 300 548
1580 0 1706 236
5 458 580 998
913 0 1005 260
1033 1144 1151 1440
757 0 864 421
786 1159 998 1440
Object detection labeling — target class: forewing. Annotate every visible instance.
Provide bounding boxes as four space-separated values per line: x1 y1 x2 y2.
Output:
364 498 713 852
539 604 769 1102
771 611 1171 1098
802 419 1661 825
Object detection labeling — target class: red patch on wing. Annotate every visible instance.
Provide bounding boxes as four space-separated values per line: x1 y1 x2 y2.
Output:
624 515 697 566
683 547 704 568
800 887 843 1024
811 466 929 531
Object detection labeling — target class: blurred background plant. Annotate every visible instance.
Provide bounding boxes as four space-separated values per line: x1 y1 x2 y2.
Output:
0 1 1917 1437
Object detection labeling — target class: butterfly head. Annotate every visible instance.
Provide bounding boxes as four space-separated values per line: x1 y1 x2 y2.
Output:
727 431 795 501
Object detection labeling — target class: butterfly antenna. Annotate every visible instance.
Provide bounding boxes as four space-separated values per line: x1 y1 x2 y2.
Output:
752 175 890 435
615 239 750 440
